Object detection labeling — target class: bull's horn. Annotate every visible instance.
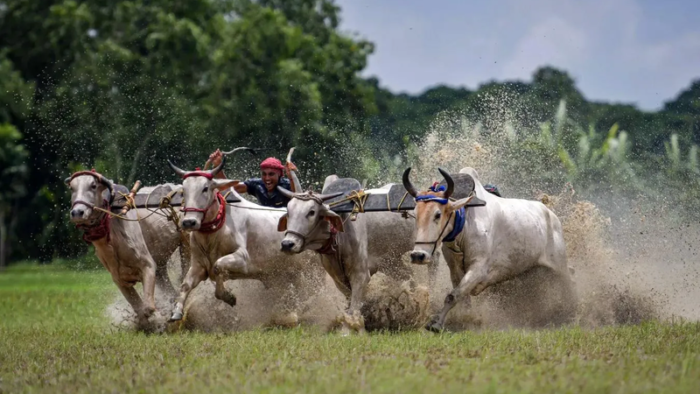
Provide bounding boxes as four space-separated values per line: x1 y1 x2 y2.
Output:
97 174 115 196
222 147 257 155
402 167 418 197
438 167 454 199
64 176 71 184
318 191 344 202
168 159 188 177
209 155 227 177
277 185 298 200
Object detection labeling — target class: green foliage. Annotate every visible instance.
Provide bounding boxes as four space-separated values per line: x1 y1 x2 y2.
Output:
0 123 29 268
0 0 700 263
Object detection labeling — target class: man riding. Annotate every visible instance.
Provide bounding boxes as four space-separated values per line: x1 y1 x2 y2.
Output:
207 149 293 208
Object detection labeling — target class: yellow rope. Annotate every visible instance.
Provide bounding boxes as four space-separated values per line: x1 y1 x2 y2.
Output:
158 188 183 230
94 186 184 224
386 191 410 213
328 189 368 217
93 205 159 222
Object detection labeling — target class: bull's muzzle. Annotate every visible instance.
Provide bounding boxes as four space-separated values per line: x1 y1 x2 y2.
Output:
280 239 296 253
181 218 200 230
71 207 85 219
410 250 431 265
69 204 91 222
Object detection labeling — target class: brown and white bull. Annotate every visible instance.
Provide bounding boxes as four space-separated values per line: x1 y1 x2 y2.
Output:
67 170 188 322
167 157 319 325
402 166 576 332
277 175 417 333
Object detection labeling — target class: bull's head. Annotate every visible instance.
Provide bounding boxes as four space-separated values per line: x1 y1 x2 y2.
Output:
402 167 473 264
168 156 237 231
65 170 115 224
276 188 345 254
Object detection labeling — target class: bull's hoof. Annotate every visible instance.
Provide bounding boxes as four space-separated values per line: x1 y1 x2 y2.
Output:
169 311 183 322
219 293 237 307
141 306 156 320
425 320 444 333
337 311 366 336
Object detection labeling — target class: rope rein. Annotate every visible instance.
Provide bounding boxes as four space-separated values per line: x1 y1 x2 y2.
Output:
412 192 474 255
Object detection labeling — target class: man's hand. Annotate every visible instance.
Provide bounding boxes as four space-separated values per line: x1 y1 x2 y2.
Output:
208 149 223 168
206 149 228 179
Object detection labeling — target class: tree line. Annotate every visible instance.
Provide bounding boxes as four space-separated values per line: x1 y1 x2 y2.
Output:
1 0 698 267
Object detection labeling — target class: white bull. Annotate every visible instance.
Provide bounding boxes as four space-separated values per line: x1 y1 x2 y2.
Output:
277 175 418 333
67 171 189 322
167 157 319 325
402 166 576 332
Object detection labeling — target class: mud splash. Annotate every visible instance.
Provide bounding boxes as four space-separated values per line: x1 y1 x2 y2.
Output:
396 104 698 330
105 97 700 333
106 249 432 334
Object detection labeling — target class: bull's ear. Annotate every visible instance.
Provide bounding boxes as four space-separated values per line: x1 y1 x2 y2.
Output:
322 208 344 233
450 196 472 211
213 179 239 191
277 214 288 232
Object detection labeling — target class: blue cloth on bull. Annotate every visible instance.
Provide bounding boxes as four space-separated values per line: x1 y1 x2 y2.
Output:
415 194 449 204
244 177 292 207
443 207 466 242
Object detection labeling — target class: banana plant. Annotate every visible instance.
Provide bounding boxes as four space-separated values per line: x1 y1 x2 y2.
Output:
664 133 699 175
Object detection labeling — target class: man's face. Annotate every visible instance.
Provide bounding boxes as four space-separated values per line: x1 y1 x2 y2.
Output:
261 169 281 192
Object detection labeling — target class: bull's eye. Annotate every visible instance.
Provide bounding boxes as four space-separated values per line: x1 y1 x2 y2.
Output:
202 186 209 193
434 211 441 220
91 183 97 190
307 209 316 217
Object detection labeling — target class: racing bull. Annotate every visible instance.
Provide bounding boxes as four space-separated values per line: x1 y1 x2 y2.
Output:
277 175 419 333
67 170 188 322
166 155 320 326
402 166 576 332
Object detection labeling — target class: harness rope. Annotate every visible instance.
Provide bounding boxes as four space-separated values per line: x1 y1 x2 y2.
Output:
69 170 191 249
412 183 474 256
196 192 227 234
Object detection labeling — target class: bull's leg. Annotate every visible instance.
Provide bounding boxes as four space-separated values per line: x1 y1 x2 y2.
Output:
141 265 157 318
348 270 370 312
426 265 487 333
213 275 237 307
341 269 370 334
211 251 260 307
320 256 352 298
213 251 262 278
170 263 207 322
115 282 151 321
178 238 192 285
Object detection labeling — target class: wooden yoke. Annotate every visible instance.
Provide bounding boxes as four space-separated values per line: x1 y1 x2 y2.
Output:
119 180 142 215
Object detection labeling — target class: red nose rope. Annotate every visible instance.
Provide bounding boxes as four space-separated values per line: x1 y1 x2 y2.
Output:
316 220 339 255
76 200 112 243
197 191 227 234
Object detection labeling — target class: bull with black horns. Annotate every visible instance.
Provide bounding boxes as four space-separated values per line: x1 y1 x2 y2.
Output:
402 166 577 332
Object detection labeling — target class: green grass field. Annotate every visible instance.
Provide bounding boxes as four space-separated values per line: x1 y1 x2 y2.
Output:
1 263 699 394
